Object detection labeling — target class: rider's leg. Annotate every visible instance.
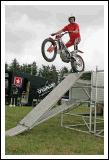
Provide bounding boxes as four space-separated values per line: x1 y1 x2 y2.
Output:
74 38 84 53
65 40 74 48
74 43 78 50
74 38 81 50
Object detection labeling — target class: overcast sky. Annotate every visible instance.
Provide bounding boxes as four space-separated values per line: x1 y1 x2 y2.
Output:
5 3 104 71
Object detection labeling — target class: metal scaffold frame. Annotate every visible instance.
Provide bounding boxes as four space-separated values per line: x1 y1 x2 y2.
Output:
60 67 104 137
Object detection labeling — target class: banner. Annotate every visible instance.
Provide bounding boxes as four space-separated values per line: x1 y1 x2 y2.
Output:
14 76 23 87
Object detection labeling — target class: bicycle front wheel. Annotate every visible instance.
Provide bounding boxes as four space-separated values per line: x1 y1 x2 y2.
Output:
41 38 57 62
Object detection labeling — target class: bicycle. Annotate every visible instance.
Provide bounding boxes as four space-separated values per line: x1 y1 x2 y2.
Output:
41 32 85 72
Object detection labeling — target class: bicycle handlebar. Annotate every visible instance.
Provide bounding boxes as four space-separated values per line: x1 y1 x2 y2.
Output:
61 31 74 35
51 31 73 37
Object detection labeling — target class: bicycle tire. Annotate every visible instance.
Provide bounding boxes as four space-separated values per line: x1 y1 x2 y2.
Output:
41 38 57 62
71 54 85 72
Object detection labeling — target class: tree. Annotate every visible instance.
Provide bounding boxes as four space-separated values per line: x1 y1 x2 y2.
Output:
31 61 38 76
20 64 28 73
50 65 58 84
80 72 91 80
60 66 69 75
5 62 8 71
38 65 58 83
59 66 69 81
38 65 50 79
27 64 32 74
8 58 20 72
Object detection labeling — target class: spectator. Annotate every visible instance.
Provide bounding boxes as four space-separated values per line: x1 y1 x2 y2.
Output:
10 84 18 106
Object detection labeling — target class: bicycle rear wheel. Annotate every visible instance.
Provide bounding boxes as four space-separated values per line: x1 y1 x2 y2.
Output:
41 38 57 62
71 55 85 72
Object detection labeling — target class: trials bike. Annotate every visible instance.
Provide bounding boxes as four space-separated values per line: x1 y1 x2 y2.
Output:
41 32 85 72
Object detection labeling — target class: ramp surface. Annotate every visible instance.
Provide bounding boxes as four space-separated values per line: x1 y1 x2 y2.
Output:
5 125 28 137
32 100 81 128
6 72 83 136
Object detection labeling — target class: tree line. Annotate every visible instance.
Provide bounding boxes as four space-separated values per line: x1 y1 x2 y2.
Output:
5 58 71 84
5 58 91 84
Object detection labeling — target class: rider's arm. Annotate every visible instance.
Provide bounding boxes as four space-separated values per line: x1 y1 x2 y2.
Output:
52 29 63 36
73 24 80 34
73 29 79 34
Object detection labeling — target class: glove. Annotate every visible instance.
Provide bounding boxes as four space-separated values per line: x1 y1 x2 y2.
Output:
51 33 56 36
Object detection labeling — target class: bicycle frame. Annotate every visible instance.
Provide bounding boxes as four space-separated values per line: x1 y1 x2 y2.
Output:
54 34 71 55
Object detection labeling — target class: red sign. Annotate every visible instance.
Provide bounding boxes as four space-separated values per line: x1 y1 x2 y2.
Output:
14 76 23 87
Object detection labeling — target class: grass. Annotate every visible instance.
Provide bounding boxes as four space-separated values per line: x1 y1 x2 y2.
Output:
5 105 104 155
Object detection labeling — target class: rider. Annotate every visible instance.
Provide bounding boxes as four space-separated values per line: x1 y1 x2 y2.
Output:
47 16 81 52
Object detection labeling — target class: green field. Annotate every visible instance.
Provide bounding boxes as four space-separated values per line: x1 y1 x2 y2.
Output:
5 105 104 155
